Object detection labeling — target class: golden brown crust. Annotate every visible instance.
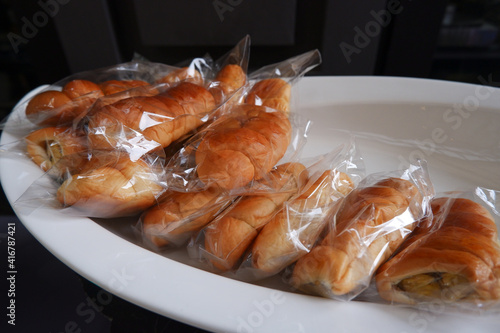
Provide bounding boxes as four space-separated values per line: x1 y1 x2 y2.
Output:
25 126 87 172
291 177 422 297
62 80 103 99
56 154 163 218
375 197 500 304
251 170 354 275
87 82 216 149
156 67 204 86
246 78 291 113
195 105 291 190
141 187 233 248
209 64 247 105
25 90 74 126
203 162 308 271
99 79 149 95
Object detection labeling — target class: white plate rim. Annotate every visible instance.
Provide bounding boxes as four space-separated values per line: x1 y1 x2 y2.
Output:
2 76 500 333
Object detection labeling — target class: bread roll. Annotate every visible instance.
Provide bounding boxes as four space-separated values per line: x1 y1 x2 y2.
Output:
25 79 104 126
62 79 103 99
250 169 354 275
209 64 247 105
245 78 291 113
375 197 500 305
25 91 74 126
25 126 87 172
87 81 216 150
141 187 234 248
56 153 164 218
195 104 291 190
156 67 204 86
99 79 149 95
291 177 423 298
203 162 308 271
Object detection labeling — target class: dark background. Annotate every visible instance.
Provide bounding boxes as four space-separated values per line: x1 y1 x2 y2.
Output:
1 0 500 332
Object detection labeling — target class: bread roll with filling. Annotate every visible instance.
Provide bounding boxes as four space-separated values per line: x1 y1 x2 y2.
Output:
25 126 87 172
56 153 164 218
291 177 423 298
375 197 500 305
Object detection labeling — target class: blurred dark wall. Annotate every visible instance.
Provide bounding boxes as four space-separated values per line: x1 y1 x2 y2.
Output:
1 0 500 215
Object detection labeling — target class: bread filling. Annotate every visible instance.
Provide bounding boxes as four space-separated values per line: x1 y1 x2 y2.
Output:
397 272 473 301
46 140 63 164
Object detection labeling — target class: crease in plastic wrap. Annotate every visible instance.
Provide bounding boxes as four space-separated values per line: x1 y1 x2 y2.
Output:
371 187 500 313
13 149 168 219
289 160 435 301
135 51 322 250
0 36 250 165
163 49 321 194
186 138 365 282
3 37 251 219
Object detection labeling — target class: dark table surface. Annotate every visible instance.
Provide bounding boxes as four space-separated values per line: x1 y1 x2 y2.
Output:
1 212 211 333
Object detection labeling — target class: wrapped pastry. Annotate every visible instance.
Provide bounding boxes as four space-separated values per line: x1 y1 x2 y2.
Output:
375 195 500 306
140 187 235 248
249 168 354 277
86 81 216 150
291 166 432 300
157 66 204 86
56 151 165 218
192 162 308 271
194 104 292 190
25 79 104 127
25 126 87 172
208 64 247 105
99 79 149 95
245 78 291 114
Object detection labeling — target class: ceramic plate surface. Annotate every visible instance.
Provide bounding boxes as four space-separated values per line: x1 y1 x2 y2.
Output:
2 76 500 332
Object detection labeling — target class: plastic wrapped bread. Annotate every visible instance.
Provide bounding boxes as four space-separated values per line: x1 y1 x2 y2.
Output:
375 192 500 307
291 163 434 300
189 162 308 271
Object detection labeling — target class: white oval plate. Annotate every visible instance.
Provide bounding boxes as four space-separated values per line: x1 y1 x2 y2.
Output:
2 76 500 333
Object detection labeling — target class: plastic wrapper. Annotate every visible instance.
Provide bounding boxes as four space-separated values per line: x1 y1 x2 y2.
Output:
0 37 251 182
192 141 364 282
213 49 321 118
186 161 309 271
13 149 167 219
81 36 250 154
373 187 500 312
164 50 321 193
136 117 310 250
289 161 435 301
1 59 180 133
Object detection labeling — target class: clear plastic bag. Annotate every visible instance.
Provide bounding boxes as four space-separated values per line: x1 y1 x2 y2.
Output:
208 140 365 282
13 149 167 219
289 160 435 301
187 161 309 271
163 50 321 193
373 187 500 311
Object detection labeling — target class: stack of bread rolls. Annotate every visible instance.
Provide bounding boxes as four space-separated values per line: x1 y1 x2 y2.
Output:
13 42 500 312
19 40 251 218
191 162 308 271
375 196 500 305
291 176 426 299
